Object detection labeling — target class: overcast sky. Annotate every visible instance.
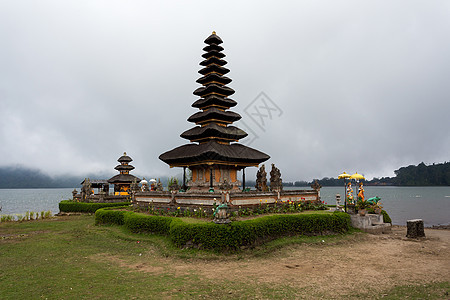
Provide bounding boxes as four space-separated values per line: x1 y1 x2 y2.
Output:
1 1 449 181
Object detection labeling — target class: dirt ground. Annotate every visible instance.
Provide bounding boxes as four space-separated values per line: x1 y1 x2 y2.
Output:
96 226 450 297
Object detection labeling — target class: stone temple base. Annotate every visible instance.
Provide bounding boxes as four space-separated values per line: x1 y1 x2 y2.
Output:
350 214 392 234
133 189 319 212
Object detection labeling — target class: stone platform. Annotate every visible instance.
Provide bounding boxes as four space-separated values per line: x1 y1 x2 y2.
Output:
350 214 392 234
133 189 319 211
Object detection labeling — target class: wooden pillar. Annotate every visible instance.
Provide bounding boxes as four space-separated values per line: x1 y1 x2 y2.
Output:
242 167 246 191
210 167 213 189
182 166 186 191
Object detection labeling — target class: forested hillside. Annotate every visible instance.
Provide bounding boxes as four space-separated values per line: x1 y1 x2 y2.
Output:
393 162 450 186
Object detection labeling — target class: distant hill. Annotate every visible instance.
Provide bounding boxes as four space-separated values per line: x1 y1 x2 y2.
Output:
0 166 83 188
0 166 175 189
284 162 450 187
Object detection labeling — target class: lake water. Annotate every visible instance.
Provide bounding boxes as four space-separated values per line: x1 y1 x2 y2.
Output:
0 186 449 227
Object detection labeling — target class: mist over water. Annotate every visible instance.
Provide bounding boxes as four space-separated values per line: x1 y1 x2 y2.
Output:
1 187 449 227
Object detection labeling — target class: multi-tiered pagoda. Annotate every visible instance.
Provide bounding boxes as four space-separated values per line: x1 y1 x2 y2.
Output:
159 32 269 192
108 152 140 195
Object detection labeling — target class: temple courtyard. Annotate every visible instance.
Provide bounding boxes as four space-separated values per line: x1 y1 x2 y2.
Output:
1 215 449 299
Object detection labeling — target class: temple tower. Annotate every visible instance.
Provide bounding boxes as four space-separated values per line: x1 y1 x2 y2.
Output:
159 32 269 192
108 152 140 195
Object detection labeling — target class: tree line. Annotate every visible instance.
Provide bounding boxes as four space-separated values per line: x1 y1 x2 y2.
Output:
1 162 448 188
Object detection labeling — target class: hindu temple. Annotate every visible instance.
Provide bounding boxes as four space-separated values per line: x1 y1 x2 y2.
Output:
108 152 140 195
159 32 270 192
133 32 319 210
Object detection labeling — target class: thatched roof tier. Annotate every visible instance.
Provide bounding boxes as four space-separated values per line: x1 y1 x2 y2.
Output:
204 32 223 45
114 164 135 172
193 84 235 97
180 123 247 142
107 173 140 184
187 108 241 125
196 73 232 86
159 141 269 167
200 56 227 67
117 153 132 163
203 44 224 52
192 95 237 109
201 50 225 59
198 64 230 76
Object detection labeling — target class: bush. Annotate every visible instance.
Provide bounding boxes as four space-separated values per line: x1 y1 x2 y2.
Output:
123 213 173 235
381 210 392 223
59 200 131 213
95 209 351 251
169 212 351 250
95 207 130 225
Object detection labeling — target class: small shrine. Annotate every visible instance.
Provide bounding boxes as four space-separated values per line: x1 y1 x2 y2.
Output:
107 152 140 195
159 32 270 192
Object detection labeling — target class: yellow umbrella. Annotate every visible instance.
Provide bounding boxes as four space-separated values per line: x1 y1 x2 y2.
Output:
350 172 365 180
338 172 352 212
338 172 351 179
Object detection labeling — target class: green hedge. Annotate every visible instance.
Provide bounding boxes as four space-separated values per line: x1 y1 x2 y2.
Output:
124 213 174 235
95 207 130 225
59 200 131 214
95 208 351 250
381 210 392 223
169 212 351 250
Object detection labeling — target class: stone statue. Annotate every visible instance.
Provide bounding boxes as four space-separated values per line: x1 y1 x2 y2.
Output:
213 203 231 224
357 182 365 202
81 178 92 202
130 178 140 194
310 180 322 191
255 164 268 192
156 179 163 192
219 178 232 191
270 163 283 191
346 182 354 204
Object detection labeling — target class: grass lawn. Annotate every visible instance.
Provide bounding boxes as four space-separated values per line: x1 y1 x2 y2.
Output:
1 215 448 299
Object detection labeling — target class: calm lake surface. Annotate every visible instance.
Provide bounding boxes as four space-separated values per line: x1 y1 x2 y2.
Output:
0 186 449 227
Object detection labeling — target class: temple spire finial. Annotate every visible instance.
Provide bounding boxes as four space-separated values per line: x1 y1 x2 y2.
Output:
212 31 216 35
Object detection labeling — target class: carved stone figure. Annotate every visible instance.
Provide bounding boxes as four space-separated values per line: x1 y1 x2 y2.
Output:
130 178 140 194
213 203 231 224
255 164 268 192
357 182 365 202
310 180 322 191
156 179 163 192
270 163 283 191
81 178 92 202
346 182 354 204
219 178 232 191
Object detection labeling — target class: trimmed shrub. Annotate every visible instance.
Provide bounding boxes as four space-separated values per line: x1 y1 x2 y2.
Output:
381 210 392 223
123 213 173 235
170 212 351 250
95 209 351 251
95 207 130 225
59 200 131 213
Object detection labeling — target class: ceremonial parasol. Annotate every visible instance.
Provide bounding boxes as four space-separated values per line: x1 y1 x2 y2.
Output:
338 172 351 179
350 172 365 180
338 172 352 212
